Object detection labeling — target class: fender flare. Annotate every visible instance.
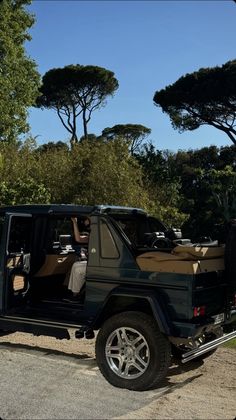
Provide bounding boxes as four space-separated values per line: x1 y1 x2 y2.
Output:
93 286 172 335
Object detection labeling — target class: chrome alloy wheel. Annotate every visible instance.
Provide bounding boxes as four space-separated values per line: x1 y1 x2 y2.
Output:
105 327 150 379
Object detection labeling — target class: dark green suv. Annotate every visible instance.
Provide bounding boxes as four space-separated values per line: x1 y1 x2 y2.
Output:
0 204 235 391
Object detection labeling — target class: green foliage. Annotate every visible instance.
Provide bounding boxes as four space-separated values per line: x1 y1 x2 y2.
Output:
137 144 173 183
207 166 236 222
102 124 151 155
223 338 236 349
154 60 236 145
0 139 154 213
79 134 98 143
64 139 154 210
170 145 236 240
34 145 73 203
0 0 40 142
0 140 51 204
0 135 234 239
149 183 189 228
0 136 188 229
36 65 119 144
136 144 236 239
136 144 189 227
36 141 69 153
0 179 51 205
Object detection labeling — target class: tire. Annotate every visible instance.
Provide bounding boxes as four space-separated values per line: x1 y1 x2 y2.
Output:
95 311 171 391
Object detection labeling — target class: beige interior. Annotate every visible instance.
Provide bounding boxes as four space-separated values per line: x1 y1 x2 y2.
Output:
136 246 225 275
12 275 25 291
35 253 77 277
172 245 225 259
7 256 21 268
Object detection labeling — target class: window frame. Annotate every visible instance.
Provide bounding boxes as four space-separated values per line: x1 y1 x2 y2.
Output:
99 218 120 260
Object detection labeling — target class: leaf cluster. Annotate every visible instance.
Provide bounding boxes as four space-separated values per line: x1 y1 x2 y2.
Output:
154 60 236 144
0 0 40 142
137 143 236 240
0 138 154 214
102 124 151 154
37 65 118 108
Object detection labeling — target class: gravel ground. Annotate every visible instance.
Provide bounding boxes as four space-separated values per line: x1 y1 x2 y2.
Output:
0 332 235 419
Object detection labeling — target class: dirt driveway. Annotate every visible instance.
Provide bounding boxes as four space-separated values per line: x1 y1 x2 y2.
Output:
0 332 235 419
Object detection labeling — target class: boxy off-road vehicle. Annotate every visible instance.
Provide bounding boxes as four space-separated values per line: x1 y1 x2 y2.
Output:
0 204 235 391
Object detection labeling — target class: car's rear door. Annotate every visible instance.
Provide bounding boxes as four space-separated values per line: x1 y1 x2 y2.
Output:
0 212 33 313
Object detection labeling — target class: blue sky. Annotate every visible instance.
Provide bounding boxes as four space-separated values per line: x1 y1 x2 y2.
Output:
26 0 236 151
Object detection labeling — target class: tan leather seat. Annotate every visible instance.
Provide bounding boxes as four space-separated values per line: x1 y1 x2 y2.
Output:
136 246 225 275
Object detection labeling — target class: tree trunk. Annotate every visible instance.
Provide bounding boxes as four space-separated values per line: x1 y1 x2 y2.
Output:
70 132 78 148
82 109 88 140
70 106 78 147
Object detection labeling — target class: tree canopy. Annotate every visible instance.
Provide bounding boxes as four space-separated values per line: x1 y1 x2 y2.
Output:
1 134 234 239
137 144 236 240
102 124 151 154
173 146 236 240
0 3 234 240
36 65 119 145
153 60 236 146
0 138 154 211
0 0 40 142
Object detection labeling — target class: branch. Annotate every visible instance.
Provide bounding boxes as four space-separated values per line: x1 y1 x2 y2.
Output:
207 120 236 145
64 105 74 132
85 101 102 124
75 108 83 118
57 108 73 134
183 104 236 145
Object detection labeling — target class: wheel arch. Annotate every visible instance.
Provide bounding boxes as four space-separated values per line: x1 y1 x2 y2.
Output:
93 288 172 335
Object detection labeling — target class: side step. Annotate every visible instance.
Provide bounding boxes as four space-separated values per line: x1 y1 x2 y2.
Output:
182 330 236 363
0 316 80 340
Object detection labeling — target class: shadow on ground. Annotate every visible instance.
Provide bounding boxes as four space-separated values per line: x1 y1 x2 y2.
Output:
0 339 203 393
0 340 96 367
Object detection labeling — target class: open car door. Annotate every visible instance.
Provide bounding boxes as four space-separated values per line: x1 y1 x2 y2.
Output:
0 213 33 313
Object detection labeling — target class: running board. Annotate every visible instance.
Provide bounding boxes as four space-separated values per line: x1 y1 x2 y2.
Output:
0 315 85 339
182 330 236 363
